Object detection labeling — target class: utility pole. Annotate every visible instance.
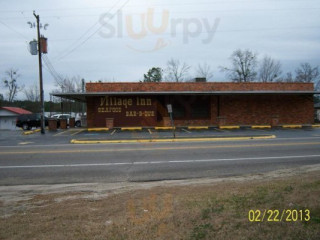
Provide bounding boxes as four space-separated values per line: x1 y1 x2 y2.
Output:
33 11 45 134
81 78 85 117
167 104 175 138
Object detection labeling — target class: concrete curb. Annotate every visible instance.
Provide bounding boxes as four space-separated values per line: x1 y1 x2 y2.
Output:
121 127 142 131
22 131 34 135
22 129 41 135
82 124 319 132
282 125 302 129
155 127 175 130
188 126 209 130
251 125 271 129
219 126 240 130
88 128 109 132
70 135 276 144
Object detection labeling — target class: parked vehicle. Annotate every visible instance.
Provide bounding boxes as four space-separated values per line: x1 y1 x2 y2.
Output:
51 114 71 121
75 113 85 127
50 113 85 127
51 114 71 127
16 113 48 130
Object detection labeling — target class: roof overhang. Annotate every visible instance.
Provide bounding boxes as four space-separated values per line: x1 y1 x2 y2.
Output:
52 91 320 102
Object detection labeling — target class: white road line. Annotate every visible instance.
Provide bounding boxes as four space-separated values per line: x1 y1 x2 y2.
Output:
71 129 85 136
110 129 116 135
53 130 68 136
1 154 320 169
214 128 225 132
182 128 191 133
18 142 34 145
1 137 320 149
0 162 130 169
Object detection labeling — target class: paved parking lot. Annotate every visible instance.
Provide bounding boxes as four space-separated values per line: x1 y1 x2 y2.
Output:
0 126 320 146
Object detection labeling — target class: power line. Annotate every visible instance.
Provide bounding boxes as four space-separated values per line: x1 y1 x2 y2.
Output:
0 20 29 40
43 54 64 84
56 0 131 61
53 0 125 62
43 55 63 80
2 6 320 21
44 25 320 43
0 0 318 13
43 58 59 80
43 56 59 78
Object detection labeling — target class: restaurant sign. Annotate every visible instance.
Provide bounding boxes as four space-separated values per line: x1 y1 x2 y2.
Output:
96 96 156 126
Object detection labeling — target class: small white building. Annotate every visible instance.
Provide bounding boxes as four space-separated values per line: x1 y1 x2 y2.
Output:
0 107 32 130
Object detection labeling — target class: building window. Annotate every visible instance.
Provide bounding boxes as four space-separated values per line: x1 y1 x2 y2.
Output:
168 96 210 120
190 103 210 119
172 103 186 119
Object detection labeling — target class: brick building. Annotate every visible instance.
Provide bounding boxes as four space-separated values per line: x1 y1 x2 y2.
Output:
54 82 317 128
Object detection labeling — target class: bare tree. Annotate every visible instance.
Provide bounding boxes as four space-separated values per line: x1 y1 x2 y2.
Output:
315 80 320 91
196 63 214 81
23 83 39 102
165 58 190 82
259 56 282 82
54 75 83 93
278 72 294 83
295 63 319 83
220 49 258 82
3 68 24 102
72 76 84 92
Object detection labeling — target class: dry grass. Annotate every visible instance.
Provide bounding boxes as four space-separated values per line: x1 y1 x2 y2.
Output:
0 171 320 240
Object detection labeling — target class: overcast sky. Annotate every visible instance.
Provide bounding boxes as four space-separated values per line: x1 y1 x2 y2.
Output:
1 0 320 100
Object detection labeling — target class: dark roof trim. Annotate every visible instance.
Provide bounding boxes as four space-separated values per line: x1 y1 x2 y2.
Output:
52 91 320 102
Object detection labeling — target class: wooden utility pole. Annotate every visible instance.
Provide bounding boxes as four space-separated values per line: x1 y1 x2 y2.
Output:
33 11 45 134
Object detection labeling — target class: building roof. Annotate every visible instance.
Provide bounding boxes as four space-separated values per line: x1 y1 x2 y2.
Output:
52 91 320 102
86 82 315 92
0 107 32 115
52 82 320 102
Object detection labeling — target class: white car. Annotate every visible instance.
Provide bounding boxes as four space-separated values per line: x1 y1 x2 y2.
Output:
51 113 85 127
51 114 71 125
75 113 86 127
75 114 81 127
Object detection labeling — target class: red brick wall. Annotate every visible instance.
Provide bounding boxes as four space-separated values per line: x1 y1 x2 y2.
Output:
86 94 314 127
86 82 314 92
85 83 314 127
162 95 313 126
218 95 314 125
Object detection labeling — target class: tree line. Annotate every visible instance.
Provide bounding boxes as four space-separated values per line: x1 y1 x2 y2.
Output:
0 69 84 103
1 48 319 104
0 70 85 112
143 49 320 91
220 49 319 85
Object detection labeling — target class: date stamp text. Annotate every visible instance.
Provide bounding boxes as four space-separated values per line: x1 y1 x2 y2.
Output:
248 209 310 222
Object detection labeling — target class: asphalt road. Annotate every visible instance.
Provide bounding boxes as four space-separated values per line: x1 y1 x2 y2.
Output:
0 128 320 185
